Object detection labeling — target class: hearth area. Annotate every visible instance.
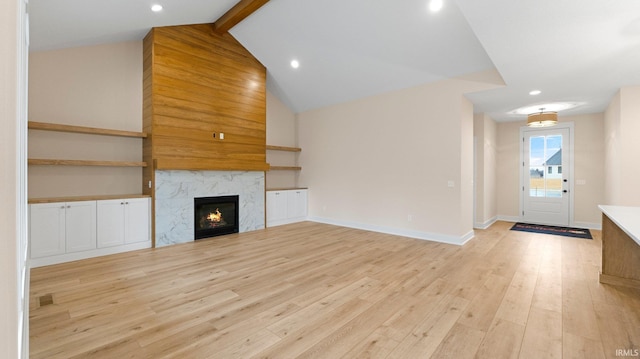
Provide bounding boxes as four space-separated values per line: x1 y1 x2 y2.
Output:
194 195 239 239
154 170 265 247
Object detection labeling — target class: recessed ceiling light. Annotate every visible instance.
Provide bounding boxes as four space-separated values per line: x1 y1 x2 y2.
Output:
529 90 541 96
151 4 163 12
429 0 443 12
290 59 300 69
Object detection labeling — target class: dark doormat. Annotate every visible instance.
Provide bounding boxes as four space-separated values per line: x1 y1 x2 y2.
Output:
510 222 593 239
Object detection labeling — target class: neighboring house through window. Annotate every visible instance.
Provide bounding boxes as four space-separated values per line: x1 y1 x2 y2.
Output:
544 149 562 179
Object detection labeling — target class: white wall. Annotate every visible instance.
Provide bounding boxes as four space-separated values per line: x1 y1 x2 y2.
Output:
459 97 475 235
28 42 143 198
266 91 299 189
474 113 498 228
496 113 605 227
604 86 640 205
572 113 605 225
496 121 521 219
1 0 28 357
604 91 621 205
297 72 502 244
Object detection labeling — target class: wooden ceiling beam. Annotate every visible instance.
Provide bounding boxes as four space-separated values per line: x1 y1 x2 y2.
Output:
212 0 270 34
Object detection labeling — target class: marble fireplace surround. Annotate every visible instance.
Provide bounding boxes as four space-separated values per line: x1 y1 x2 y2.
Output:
155 170 265 247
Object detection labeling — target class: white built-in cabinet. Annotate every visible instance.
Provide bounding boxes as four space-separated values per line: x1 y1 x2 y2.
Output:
27 122 151 267
65 201 97 253
97 198 149 248
266 189 308 227
29 197 151 267
287 190 308 219
267 191 288 224
30 201 96 258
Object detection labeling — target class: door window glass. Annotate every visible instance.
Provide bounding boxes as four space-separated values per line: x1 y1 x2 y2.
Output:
529 135 562 198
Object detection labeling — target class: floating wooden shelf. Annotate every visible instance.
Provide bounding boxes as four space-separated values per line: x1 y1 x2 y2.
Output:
28 194 151 204
269 166 302 171
266 145 301 171
266 145 301 152
28 159 147 167
29 121 147 138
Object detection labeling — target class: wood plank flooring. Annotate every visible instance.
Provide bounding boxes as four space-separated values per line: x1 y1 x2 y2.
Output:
29 221 640 358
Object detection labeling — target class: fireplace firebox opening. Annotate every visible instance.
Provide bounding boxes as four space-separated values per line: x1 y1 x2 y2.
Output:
194 195 239 240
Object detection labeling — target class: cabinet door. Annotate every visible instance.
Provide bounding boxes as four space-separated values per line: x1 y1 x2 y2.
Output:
266 191 288 224
287 190 308 219
124 198 150 244
30 203 66 258
65 201 97 253
97 199 125 248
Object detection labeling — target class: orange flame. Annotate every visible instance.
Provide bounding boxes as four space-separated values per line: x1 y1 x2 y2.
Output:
207 209 222 222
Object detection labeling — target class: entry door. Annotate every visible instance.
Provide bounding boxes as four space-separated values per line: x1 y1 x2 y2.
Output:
522 127 570 226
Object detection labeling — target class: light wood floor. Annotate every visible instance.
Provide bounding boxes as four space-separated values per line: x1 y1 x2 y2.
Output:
29 221 640 358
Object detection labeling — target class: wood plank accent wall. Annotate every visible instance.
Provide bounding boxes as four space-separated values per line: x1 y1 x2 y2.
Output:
142 28 154 198
143 24 268 246
143 23 268 182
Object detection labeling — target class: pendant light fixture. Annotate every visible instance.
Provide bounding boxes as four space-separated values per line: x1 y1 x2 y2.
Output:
527 108 558 127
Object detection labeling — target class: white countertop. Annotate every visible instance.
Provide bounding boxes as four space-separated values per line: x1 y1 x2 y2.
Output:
599 205 640 246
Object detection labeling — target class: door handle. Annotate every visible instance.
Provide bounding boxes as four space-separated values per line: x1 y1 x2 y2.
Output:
563 190 568 193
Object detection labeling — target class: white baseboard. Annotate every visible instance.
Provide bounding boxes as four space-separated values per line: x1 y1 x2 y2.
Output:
474 216 498 230
308 216 474 246
497 215 521 223
22 262 30 357
267 216 308 228
29 241 152 268
573 221 601 230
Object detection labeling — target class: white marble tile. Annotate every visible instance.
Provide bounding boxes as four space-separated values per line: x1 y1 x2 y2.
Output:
155 170 265 247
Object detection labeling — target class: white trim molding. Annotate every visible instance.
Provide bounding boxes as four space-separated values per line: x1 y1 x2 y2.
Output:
308 216 474 246
497 215 521 223
573 221 602 230
519 122 576 226
28 241 151 268
474 216 498 230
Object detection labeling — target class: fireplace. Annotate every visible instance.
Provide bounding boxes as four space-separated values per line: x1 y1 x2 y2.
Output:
194 195 239 240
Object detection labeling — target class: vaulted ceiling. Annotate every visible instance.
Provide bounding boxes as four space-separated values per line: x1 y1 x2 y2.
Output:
29 0 640 121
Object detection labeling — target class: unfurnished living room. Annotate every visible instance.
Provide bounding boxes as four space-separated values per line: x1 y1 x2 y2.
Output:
2 0 640 358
